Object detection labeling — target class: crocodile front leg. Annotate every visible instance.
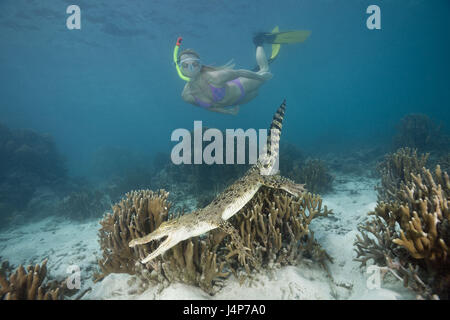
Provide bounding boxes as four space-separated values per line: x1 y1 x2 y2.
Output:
261 174 305 197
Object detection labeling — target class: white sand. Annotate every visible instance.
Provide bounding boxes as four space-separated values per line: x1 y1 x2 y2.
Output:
0 172 415 300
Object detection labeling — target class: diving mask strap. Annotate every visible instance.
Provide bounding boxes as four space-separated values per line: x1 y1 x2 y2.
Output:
173 37 191 82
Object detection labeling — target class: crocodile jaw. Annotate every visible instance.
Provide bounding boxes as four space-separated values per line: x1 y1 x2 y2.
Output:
140 220 217 263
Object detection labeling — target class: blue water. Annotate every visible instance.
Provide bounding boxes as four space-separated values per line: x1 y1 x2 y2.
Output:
1 0 449 176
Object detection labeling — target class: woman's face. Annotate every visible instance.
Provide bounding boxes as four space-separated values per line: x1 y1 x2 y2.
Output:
179 54 201 78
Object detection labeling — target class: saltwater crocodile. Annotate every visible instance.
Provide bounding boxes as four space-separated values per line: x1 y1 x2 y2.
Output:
129 99 305 265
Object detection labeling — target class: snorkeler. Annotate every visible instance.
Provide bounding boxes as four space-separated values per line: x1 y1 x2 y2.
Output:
174 27 311 115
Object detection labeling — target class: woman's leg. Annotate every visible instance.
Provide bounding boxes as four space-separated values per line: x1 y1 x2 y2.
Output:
209 105 240 115
223 47 269 108
256 46 269 73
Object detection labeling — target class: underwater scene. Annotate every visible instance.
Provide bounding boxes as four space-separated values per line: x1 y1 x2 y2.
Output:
0 0 449 302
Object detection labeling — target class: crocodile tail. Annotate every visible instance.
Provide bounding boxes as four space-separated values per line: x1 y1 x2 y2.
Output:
268 99 286 157
258 99 286 175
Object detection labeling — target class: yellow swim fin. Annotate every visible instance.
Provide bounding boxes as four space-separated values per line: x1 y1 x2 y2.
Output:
270 30 311 44
270 26 281 60
252 26 310 71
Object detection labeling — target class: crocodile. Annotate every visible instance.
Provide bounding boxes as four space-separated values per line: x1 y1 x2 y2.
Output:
129 99 305 265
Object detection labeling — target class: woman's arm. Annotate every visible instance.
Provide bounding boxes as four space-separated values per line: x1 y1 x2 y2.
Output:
181 85 196 104
207 69 269 85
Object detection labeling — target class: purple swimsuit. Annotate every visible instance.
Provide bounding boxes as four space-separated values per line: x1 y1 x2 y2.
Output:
194 78 245 109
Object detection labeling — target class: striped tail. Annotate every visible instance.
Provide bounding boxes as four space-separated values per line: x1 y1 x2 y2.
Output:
258 99 286 175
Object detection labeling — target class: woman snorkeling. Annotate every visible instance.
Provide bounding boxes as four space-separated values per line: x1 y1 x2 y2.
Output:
174 27 311 115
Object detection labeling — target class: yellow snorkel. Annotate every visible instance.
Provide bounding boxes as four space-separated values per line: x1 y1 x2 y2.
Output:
174 37 191 82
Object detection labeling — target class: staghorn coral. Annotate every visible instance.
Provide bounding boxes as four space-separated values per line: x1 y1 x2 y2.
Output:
96 189 171 278
355 165 450 299
60 189 111 221
0 123 67 225
0 259 62 300
393 113 449 152
375 148 429 203
285 159 334 194
226 187 332 275
438 153 450 174
392 166 449 264
96 189 231 294
96 187 332 295
279 142 305 176
145 231 230 293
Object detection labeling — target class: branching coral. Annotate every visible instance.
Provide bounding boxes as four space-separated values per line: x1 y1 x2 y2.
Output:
95 189 229 294
0 123 67 221
438 153 450 174
0 259 62 300
153 231 230 292
227 187 332 275
285 159 334 194
392 166 449 264
96 187 332 295
375 148 429 202
393 113 449 152
96 189 171 278
279 142 305 176
355 165 450 299
60 189 111 220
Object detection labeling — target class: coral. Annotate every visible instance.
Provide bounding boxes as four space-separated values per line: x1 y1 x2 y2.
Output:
0 260 14 282
96 187 332 295
355 165 450 299
144 231 230 293
286 159 334 194
0 123 67 222
96 189 229 294
279 142 305 176
391 166 449 263
393 113 449 152
60 189 111 221
96 189 171 279
226 187 333 275
375 148 429 202
0 124 66 183
438 153 450 174
0 259 62 300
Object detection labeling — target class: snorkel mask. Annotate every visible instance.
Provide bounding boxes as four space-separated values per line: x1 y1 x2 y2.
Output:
173 37 201 81
179 55 201 78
